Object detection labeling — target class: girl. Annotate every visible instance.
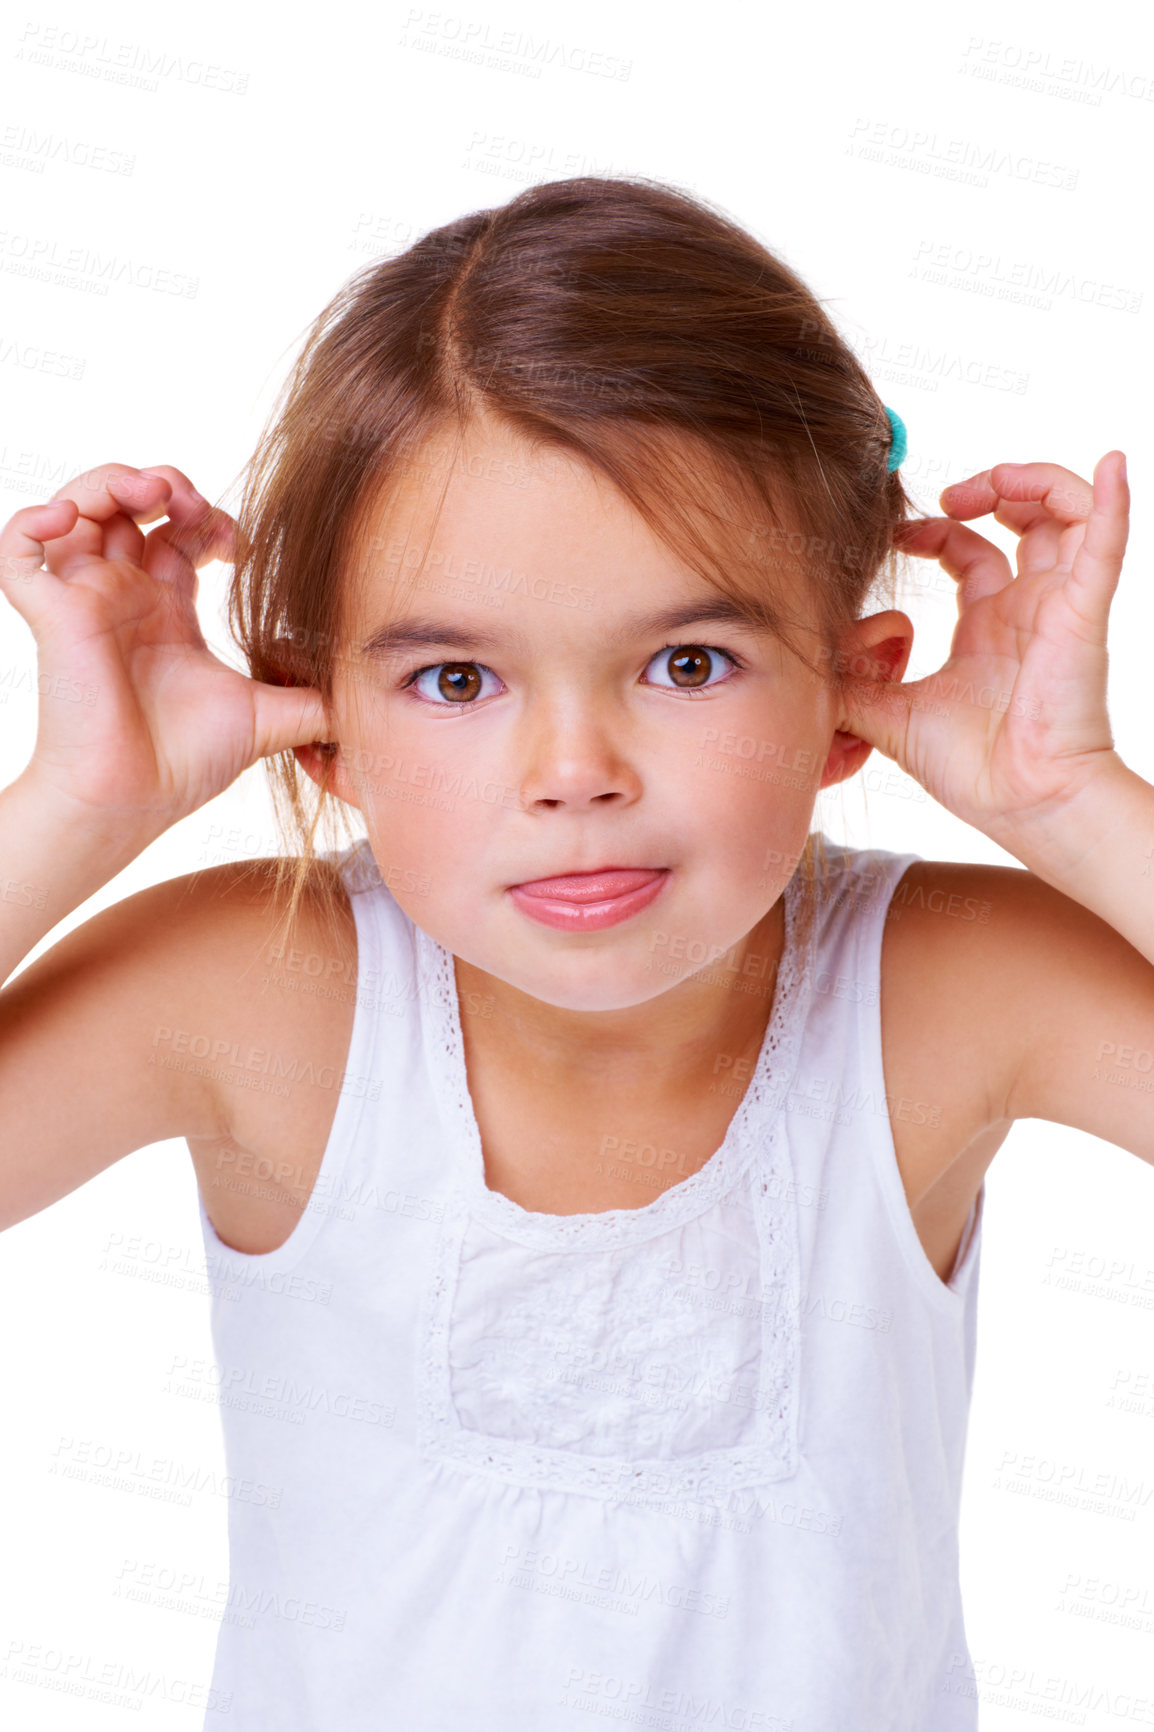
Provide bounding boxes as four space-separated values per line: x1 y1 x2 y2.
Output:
0 175 1150 1729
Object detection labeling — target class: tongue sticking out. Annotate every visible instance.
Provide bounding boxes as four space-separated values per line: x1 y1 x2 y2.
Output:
512 869 666 903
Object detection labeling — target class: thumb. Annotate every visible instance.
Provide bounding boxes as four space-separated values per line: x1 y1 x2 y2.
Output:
836 671 915 768
250 680 332 763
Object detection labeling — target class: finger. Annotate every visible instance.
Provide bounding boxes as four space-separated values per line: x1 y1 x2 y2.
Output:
45 506 148 579
44 464 220 578
894 515 1015 609
48 462 174 525
250 682 332 764
0 501 90 635
141 508 239 590
919 505 1066 580
41 464 169 578
124 464 217 526
835 668 915 766
100 510 151 566
939 461 1093 538
124 466 236 583
1065 450 1129 625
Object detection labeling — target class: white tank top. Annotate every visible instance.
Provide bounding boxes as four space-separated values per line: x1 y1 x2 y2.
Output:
194 831 984 1729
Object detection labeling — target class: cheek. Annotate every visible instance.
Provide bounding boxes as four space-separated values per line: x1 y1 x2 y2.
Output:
358 783 494 900
685 725 823 814
335 694 490 811
682 719 823 894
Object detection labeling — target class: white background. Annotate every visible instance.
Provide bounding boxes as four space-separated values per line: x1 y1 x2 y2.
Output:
1 0 1152 1724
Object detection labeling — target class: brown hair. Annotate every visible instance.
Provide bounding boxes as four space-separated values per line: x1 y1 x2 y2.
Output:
222 173 919 965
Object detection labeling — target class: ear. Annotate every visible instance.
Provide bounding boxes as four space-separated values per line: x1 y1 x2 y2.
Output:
819 610 914 789
292 741 363 812
263 637 364 814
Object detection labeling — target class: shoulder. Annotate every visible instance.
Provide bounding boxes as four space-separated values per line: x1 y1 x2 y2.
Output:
74 852 360 1142
792 843 1005 1152
127 852 363 1254
159 853 359 1121
879 854 1154 1177
879 856 1038 1115
0 850 360 1235
109 851 357 1001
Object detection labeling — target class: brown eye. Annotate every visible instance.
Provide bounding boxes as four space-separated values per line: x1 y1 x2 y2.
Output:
408 661 498 705
646 644 736 691
669 647 712 687
437 663 483 702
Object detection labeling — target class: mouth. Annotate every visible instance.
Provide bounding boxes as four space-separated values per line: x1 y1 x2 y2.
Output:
507 866 671 932
510 867 667 902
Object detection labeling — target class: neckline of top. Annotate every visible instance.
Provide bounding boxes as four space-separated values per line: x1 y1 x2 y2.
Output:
413 866 818 1250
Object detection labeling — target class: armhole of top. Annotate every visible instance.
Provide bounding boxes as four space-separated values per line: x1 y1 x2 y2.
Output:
195 842 383 1279
852 847 979 1313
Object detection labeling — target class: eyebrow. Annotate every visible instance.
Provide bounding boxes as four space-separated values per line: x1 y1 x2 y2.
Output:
359 597 768 660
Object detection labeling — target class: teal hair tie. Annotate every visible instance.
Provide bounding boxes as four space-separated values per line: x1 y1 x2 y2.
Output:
884 405 907 472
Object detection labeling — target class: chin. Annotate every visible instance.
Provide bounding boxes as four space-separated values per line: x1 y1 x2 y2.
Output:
497 953 689 1014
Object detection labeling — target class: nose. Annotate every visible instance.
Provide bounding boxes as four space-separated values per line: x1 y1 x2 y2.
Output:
517 707 642 812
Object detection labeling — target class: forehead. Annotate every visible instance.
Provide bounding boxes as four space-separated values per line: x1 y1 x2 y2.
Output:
357 419 681 590
341 415 822 657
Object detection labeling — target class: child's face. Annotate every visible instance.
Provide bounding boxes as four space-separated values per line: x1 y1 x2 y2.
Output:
312 419 891 1012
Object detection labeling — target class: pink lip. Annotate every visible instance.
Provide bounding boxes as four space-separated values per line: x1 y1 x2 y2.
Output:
508 867 670 932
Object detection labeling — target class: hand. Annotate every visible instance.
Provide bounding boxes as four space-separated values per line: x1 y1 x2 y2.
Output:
837 451 1130 848
0 462 329 854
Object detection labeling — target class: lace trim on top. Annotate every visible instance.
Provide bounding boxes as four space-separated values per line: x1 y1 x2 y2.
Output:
413 866 817 1250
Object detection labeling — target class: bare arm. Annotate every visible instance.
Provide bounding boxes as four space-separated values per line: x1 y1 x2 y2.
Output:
0 866 237 1232
0 774 147 990
0 460 333 1229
